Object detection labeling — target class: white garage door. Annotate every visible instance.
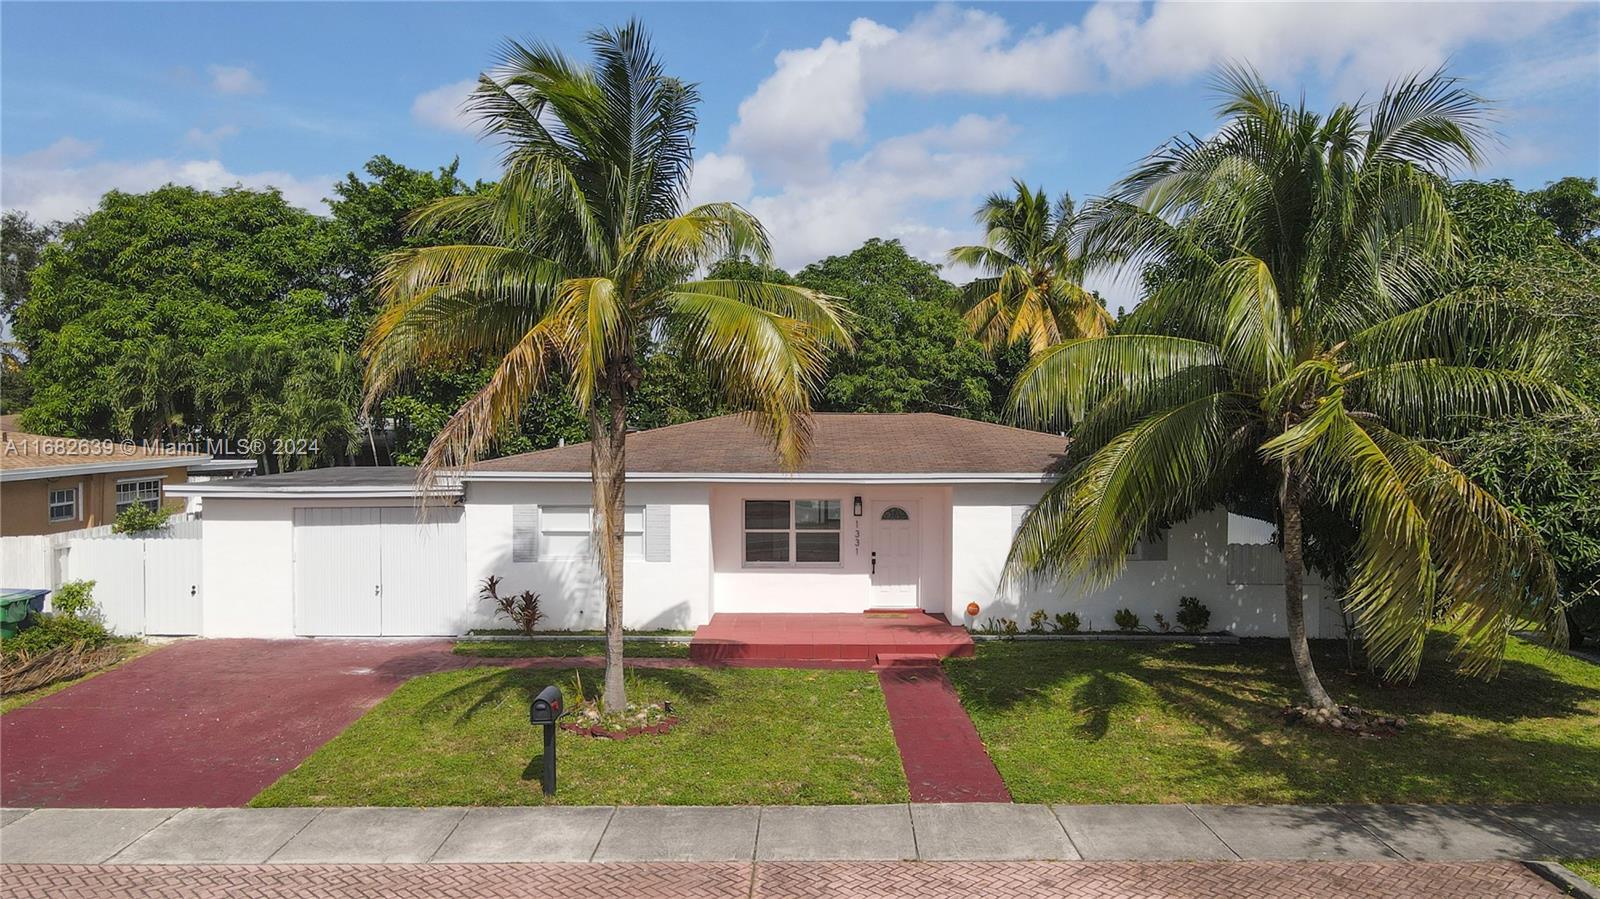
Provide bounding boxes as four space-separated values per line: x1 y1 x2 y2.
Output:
293 505 465 636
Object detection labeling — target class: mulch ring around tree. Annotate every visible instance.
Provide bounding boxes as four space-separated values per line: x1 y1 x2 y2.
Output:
559 699 681 739
1281 703 1407 738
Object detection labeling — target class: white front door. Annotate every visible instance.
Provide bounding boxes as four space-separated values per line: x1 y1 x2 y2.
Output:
871 501 920 608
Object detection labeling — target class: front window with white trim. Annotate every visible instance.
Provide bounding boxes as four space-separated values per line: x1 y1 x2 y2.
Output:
47 487 78 522
743 499 841 566
115 477 162 512
540 505 644 559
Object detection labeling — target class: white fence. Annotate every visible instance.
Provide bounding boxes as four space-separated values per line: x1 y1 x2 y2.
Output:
1 516 203 636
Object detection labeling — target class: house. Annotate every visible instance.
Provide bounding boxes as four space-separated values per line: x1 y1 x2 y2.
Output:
169 413 1337 640
0 416 253 537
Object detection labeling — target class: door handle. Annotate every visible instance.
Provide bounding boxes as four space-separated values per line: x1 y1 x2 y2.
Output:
871 552 876 575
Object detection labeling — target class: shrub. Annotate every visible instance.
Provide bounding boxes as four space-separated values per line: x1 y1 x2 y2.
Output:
1027 610 1049 634
2 581 115 665
479 575 544 636
1113 608 1140 632
1177 596 1212 633
49 579 98 619
1051 612 1081 634
112 503 172 534
981 617 1020 637
1153 612 1172 633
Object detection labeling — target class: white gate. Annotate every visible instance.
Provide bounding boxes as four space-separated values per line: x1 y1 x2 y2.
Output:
0 516 204 636
293 505 465 636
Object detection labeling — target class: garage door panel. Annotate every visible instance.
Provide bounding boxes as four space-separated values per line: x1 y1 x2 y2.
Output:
294 507 381 636
379 506 465 635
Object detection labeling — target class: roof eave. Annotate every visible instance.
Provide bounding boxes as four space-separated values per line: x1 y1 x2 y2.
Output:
459 470 1058 484
0 455 213 482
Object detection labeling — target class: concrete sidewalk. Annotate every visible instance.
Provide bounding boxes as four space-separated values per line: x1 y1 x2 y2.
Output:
1 803 1595 866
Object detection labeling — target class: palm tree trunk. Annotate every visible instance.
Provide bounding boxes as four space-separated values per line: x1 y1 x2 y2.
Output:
1281 464 1338 712
591 382 629 712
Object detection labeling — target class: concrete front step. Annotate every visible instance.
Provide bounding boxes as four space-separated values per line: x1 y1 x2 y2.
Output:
689 611 974 669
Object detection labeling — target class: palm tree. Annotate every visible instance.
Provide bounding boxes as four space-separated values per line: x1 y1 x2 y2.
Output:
949 181 1112 356
1008 67 1580 715
362 22 851 710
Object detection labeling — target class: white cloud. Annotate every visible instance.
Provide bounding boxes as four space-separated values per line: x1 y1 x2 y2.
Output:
1 138 333 223
412 79 479 133
182 124 241 153
710 1 1587 279
687 152 754 208
744 115 1021 272
207 64 265 96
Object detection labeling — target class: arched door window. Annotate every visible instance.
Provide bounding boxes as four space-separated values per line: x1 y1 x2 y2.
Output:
880 506 910 521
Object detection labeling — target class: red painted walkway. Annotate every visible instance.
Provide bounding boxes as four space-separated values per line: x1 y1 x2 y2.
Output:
0 639 688 808
689 611 973 667
878 664 1012 803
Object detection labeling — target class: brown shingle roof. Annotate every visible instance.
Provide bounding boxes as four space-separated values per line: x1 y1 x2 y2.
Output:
0 426 208 477
471 413 1067 476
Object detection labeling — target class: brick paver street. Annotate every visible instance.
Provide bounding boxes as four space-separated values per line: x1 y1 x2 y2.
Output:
0 860 1566 898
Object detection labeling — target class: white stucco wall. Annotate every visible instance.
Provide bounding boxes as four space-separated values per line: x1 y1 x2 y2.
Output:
706 484 952 615
462 481 712 631
198 496 433 638
949 485 1340 638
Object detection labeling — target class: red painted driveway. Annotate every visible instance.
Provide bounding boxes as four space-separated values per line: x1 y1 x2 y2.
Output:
1 639 500 808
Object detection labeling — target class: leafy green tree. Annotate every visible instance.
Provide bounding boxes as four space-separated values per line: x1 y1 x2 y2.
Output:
1528 176 1600 257
16 185 345 444
949 181 1111 356
362 23 852 709
1 211 56 322
1011 68 1580 714
789 239 1001 418
1446 178 1600 644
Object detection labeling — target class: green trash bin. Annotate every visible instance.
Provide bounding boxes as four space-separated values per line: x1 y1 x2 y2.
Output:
0 589 50 639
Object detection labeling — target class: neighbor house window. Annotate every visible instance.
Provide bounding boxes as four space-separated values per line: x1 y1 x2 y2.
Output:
743 499 841 566
48 487 78 522
115 477 163 512
538 505 644 560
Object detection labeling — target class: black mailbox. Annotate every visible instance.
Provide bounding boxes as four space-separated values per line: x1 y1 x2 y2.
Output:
530 684 566 797
530 685 565 724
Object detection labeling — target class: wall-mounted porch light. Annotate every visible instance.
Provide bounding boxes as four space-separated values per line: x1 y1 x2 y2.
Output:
853 496 863 517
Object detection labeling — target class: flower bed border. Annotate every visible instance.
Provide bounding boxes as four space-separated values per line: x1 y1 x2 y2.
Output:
559 715 681 740
969 632 1239 645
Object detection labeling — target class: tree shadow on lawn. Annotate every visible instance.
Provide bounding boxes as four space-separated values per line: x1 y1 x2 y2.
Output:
952 636 1598 723
417 666 721 727
949 636 1600 803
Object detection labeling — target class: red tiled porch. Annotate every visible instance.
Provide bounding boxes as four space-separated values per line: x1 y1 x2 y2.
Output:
689 611 974 669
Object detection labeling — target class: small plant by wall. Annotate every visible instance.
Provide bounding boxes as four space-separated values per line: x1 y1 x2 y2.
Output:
1113 608 1141 632
1177 596 1212 634
479 575 545 636
112 504 171 534
1027 610 1049 634
1051 612 1081 634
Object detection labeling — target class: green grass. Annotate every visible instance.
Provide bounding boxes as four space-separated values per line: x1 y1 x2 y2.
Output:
251 665 906 806
0 642 154 714
1564 859 1600 886
948 636 1600 805
452 640 690 658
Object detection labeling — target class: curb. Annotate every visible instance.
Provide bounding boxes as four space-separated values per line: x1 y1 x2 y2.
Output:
1526 861 1600 898
969 633 1240 645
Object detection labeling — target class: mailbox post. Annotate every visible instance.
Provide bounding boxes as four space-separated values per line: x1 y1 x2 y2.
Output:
529 684 566 796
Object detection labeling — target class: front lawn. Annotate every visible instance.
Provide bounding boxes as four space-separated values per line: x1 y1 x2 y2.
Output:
453 640 690 659
252 665 906 806
948 636 1600 805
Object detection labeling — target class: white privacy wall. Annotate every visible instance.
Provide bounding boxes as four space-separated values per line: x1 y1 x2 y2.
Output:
949 484 1340 638
461 480 712 631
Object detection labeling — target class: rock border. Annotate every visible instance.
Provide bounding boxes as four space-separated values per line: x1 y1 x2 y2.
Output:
969 632 1239 645
559 715 681 740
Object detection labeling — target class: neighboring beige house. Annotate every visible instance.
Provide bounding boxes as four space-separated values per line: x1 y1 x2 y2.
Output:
0 415 226 536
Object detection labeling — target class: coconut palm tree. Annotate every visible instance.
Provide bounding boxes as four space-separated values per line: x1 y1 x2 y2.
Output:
362 22 851 710
1008 67 1581 715
949 181 1112 356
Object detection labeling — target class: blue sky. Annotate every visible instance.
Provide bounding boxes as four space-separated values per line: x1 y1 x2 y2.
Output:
4 2 1597 304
